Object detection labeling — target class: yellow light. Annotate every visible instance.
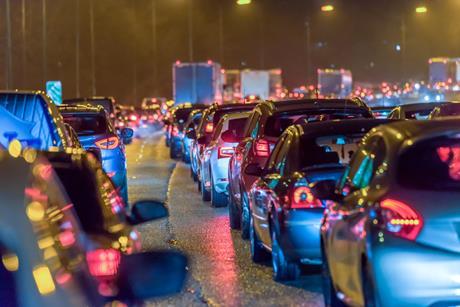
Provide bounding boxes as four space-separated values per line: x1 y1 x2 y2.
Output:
8 140 22 158
237 0 251 5
38 236 54 250
415 6 428 14
26 201 46 222
33 265 56 295
2 253 19 271
321 5 334 12
23 148 37 164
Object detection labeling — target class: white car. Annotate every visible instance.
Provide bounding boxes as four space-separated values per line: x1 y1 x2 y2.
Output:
200 112 251 207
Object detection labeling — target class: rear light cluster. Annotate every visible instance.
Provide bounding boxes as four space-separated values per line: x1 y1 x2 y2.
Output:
380 198 423 241
254 139 270 157
218 147 234 159
205 122 214 133
86 249 121 278
172 126 179 136
290 186 324 209
95 136 119 150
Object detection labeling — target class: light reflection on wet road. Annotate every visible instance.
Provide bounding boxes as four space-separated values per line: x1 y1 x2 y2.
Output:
126 129 324 306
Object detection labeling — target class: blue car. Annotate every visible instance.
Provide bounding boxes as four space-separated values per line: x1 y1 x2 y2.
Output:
59 104 133 203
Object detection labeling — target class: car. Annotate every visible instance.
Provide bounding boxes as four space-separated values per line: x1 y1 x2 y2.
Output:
428 102 460 118
388 102 448 120
246 119 393 281
58 104 133 203
0 91 80 151
167 104 207 159
312 118 460 306
64 97 117 125
188 103 257 192
228 98 374 238
200 111 251 207
0 149 187 306
370 106 393 119
182 109 205 164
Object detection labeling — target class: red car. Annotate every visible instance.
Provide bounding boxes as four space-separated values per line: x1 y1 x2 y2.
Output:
227 98 374 238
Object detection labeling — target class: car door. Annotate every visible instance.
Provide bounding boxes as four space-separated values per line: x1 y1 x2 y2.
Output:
329 136 387 301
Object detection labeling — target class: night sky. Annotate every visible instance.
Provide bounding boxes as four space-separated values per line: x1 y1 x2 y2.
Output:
1 0 460 104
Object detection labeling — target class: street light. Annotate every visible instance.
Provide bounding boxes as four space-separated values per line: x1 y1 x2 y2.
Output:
321 5 334 12
415 6 428 14
237 0 251 5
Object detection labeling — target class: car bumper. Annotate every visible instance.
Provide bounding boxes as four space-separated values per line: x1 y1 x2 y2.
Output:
372 233 460 306
279 209 324 263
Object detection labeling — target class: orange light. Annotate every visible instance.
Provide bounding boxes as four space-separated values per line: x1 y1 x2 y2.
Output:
205 122 214 133
321 5 334 12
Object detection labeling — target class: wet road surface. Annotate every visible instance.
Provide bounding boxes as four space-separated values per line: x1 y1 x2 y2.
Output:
126 129 324 306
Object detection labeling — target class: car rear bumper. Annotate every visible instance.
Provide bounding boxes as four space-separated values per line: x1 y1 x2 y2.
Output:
372 233 460 306
211 157 231 194
278 209 324 263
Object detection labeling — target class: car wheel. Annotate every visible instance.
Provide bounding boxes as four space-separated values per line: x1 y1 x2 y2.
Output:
201 177 211 201
228 187 241 229
362 260 377 307
241 191 250 240
271 226 300 281
322 246 345 307
250 215 270 263
211 175 227 208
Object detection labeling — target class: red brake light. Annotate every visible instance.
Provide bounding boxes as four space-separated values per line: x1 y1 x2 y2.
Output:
254 139 270 157
86 249 121 278
172 126 179 136
290 186 323 209
95 136 119 150
205 122 214 133
380 198 423 241
218 146 234 159
129 115 138 121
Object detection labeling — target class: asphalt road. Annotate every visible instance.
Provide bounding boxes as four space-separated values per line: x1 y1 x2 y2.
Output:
126 128 324 307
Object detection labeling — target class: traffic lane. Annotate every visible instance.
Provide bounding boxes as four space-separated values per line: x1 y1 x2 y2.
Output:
167 162 324 306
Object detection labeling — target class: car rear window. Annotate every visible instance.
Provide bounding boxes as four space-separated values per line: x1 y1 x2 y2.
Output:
398 136 460 190
439 104 460 117
265 110 368 137
406 109 433 120
63 113 108 136
228 118 248 137
213 107 253 126
174 108 193 123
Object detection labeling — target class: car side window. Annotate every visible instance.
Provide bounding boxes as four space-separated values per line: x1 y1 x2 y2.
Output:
266 134 287 171
388 108 399 119
211 119 224 142
266 134 292 176
343 136 386 191
243 111 261 139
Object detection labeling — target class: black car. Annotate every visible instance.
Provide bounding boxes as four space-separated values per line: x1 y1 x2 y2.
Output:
388 102 449 120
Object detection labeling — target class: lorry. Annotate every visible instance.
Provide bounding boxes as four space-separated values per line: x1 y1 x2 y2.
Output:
317 69 353 98
240 69 283 101
173 61 223 104
428 57 460 85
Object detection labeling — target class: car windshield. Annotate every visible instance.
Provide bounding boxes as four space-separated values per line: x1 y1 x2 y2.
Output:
265 110 368 137
62 113 108 136
398 136 460 190
301 133 364 169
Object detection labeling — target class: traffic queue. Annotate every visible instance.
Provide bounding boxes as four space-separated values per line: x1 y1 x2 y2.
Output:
0 91 186 306
165 98 460 306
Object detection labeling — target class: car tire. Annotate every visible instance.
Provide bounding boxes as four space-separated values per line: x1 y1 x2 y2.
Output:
201 177 211 201
250 215 270 263
170 142 180 159
241 191 250 240
322 246 345 307
210 174 227 207
228 188 241 229
271 227 300 281
191 168 198 182
362 260 377 307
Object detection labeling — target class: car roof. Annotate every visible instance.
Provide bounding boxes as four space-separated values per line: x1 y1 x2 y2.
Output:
259 98 372 114
64 96 114 102
292 119 395 140
398 102 449 112
220 111 251 122
58 104 105 114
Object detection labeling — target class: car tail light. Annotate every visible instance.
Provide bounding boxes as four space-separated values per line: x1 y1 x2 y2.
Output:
86 249 121 278
205 122 214 133
380 198 423 241
290 186 323 209
218 147 234 159
129 114 138 121
95 136 119 150
172 126 179 136
254 139 270 157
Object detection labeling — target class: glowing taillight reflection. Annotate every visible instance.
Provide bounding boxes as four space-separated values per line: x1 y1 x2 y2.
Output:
380 198 423 241
86 249 121 278
290 186 323 209
218 147 234 159
254 139 270 157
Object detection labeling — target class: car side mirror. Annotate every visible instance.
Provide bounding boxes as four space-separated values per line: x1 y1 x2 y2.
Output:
244 162 264 176
221 130 241 143
197 136 207 145
129 200 168 225
309 180 342 202
121 128 134 144
116 251 187 301
186 129 197 140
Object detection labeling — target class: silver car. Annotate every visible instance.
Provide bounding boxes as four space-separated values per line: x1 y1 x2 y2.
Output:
200 112 251 207
313 118 460 306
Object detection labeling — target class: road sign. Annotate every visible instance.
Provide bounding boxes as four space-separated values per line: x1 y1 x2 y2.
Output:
46 81 62 105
